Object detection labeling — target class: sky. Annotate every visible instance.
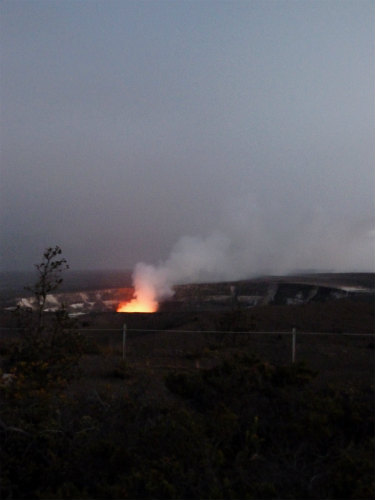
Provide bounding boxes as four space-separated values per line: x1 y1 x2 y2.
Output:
1 0 374 277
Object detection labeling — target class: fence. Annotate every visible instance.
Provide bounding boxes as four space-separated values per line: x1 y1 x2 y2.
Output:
68 325 373 374
1 326 374 369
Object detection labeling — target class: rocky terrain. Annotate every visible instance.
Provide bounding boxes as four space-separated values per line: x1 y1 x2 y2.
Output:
1 272 373 316
162 272 374 311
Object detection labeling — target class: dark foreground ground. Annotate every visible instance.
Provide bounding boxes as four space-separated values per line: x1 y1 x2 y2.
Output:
1 296 374 499
2 297 374 399
66 297 374 394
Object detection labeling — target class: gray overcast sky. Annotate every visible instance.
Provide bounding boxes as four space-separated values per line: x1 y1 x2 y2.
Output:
1 0 374 274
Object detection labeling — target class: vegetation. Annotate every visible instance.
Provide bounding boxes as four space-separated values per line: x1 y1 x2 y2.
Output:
0 247 84 498
0 248 373 499
24 246 69 330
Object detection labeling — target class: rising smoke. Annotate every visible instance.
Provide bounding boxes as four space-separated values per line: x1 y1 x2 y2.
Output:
127 232 231 310
126 196 374 311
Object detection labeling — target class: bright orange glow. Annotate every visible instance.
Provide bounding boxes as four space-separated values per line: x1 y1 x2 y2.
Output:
117 270 160 313
117 298 158 313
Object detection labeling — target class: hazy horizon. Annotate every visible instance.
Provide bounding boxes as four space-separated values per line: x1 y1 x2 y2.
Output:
1 0 374 276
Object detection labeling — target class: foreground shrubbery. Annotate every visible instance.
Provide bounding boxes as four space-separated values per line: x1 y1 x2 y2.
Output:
1 353 373 499
0 248 373 498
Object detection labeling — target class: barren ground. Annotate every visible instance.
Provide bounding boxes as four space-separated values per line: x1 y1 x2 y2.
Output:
61 298 374 402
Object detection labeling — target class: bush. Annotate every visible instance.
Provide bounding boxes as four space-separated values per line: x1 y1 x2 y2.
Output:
1 251 373 498
0 247 85 498
1 353 373 498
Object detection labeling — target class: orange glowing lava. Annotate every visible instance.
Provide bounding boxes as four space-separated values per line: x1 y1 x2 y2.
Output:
117 270 160 313
117 298 158 313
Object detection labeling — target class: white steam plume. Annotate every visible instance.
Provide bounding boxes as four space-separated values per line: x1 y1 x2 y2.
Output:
130 232 231 308
126 194 374 311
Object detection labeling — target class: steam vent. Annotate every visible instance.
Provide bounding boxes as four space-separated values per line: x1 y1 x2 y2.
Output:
3 273 374 316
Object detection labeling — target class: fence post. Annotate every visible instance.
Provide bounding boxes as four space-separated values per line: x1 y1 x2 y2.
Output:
292 328 296 363
122 323 127 360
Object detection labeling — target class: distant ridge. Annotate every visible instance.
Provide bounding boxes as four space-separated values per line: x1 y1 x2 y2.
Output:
1 272 373 314
0 269 132 298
